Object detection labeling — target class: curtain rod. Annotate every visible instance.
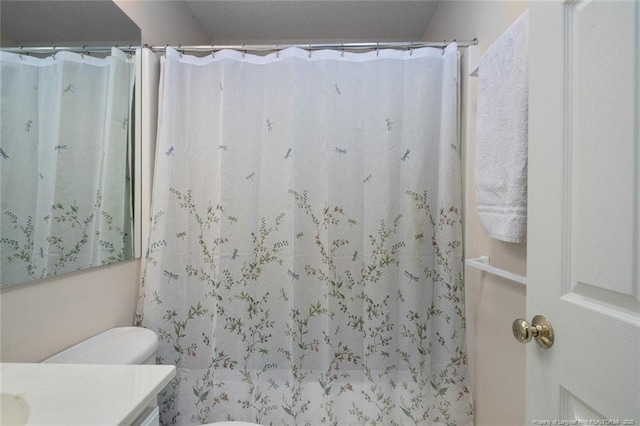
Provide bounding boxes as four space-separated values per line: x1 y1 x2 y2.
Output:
0 45 137 54
1 39 477 55
148 39 478 53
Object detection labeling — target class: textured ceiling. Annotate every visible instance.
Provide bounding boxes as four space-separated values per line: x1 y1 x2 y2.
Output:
0 0 140 46
0 0 440 47
185 1 440 43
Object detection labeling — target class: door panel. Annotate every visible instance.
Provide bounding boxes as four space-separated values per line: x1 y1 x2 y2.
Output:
528 0 640 422
570 0 638 296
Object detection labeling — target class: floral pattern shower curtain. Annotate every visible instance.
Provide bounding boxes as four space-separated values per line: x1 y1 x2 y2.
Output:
0 49 134 286
139 45 472 425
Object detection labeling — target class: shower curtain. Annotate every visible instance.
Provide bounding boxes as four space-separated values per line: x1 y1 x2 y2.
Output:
139 45 472 425
0 49 134 286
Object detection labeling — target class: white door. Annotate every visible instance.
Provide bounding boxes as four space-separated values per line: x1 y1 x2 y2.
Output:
527 0 640 423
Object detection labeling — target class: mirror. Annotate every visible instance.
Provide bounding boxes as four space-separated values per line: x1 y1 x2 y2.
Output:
0 1 142 288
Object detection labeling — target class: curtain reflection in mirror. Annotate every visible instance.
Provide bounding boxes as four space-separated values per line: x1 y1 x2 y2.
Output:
0 48 134 287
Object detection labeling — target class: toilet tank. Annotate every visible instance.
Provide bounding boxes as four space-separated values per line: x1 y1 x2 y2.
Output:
43 327 158 365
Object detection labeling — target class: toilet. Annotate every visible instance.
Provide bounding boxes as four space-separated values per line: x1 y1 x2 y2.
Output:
43 327 158 364
43 327 261 426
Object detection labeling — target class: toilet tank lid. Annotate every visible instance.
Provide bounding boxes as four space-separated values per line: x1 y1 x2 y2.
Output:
43 327 158 365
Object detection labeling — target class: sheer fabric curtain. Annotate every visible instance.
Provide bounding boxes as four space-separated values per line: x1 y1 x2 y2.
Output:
0 49 134 286
139 45 472 425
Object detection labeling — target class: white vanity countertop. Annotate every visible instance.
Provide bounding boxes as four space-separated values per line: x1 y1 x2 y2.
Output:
0 362 176 425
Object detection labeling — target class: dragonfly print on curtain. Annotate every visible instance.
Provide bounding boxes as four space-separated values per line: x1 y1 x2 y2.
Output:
138 45 472 425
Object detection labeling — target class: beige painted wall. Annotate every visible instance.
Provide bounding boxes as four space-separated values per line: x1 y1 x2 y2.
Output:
0 0 209 363
424 2 529 425
0 261 141 362
114 0 210 46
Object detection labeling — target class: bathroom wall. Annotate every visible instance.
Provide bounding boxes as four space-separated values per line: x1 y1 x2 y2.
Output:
114 0 210 47
423 2 528 425
1 261 141 362
0 0 209 363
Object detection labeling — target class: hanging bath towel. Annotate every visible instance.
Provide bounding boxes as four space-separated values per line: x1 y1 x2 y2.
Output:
476 10 529 243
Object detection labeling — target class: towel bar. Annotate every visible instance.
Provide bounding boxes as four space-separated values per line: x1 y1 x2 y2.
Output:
465 255 527 285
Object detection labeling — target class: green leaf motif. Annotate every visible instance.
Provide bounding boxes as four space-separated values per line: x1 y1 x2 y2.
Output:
401 406 413 418
143 186 471 424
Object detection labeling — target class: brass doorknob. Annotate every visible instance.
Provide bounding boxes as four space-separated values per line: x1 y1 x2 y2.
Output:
512 315 554 348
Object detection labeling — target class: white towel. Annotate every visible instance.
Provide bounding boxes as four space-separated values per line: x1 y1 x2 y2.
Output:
476 10 529 243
